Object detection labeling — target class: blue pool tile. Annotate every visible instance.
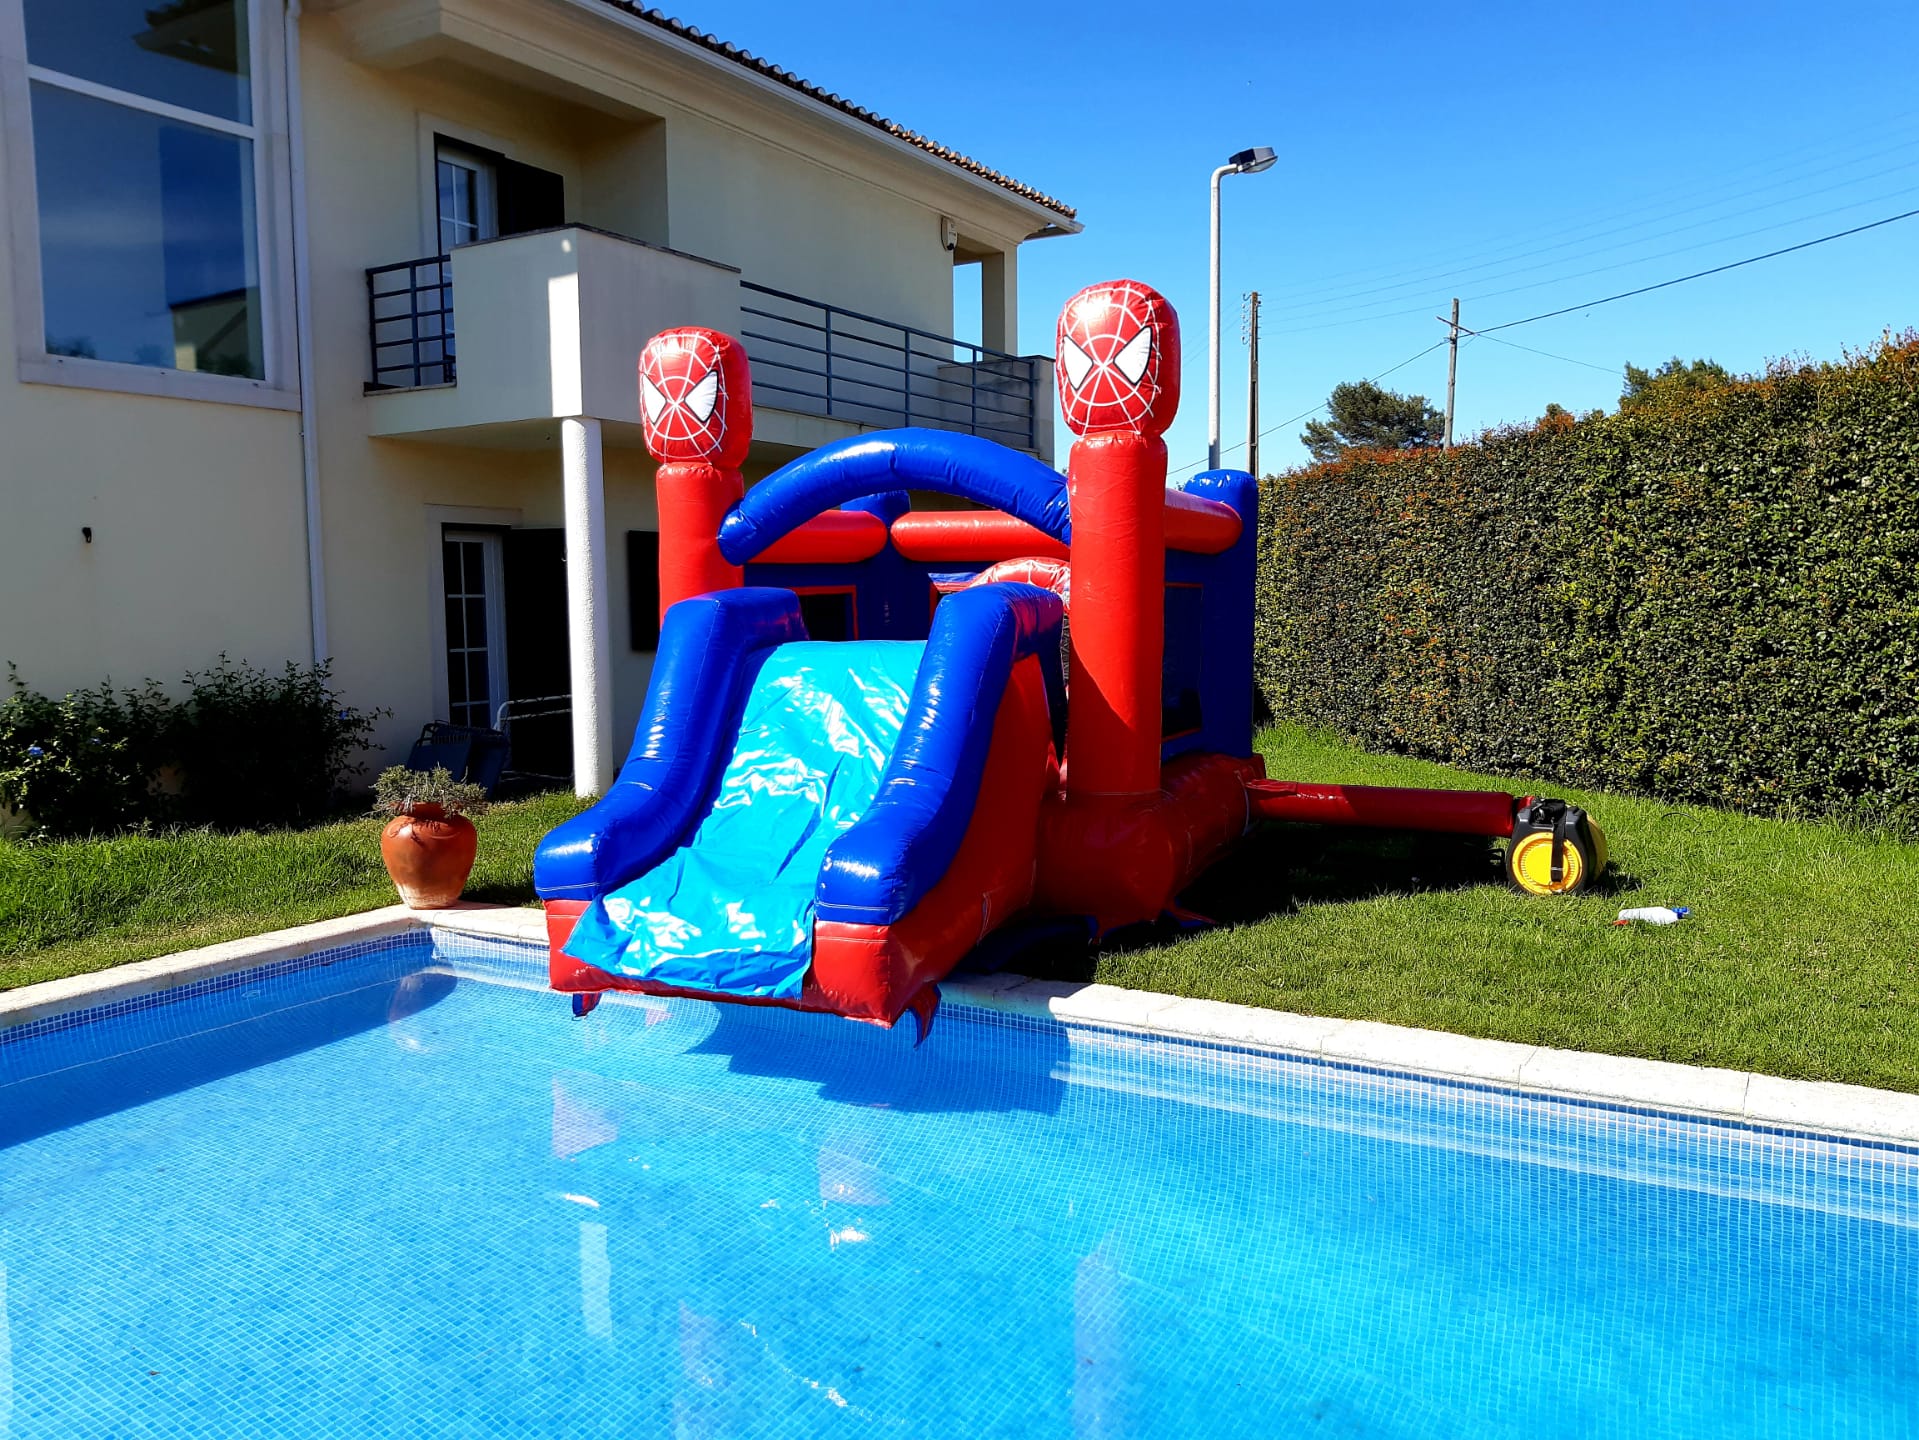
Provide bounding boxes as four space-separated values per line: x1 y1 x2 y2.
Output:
1 933 1915 1438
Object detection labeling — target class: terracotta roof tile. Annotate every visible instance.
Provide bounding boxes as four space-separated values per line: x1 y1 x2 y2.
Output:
596 3 1077 222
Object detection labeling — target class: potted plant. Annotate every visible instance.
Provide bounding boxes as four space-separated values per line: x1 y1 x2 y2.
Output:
372 765 487 908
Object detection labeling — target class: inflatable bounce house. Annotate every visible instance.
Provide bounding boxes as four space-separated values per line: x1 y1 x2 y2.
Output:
534 280 1604 1034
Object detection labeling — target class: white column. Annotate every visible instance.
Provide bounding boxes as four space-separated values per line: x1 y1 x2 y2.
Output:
980 250 1017 354
561 416 615 797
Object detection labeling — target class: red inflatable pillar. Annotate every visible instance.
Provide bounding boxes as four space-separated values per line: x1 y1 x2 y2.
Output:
639 327 753 617
1055 280 1181 799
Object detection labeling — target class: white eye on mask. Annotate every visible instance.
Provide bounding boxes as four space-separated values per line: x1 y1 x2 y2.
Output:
1113 325 1152 386
684 369 720 422
641 375 667 425
1060 333 1094 389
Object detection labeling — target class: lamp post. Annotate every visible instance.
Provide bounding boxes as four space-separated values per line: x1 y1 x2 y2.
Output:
1209 145 1276 470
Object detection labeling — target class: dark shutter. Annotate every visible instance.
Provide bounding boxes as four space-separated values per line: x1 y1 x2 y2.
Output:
502 529 572 782
497 157 565 236
627 531 662 650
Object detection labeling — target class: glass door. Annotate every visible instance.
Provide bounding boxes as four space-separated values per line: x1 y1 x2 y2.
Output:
443 530 507 729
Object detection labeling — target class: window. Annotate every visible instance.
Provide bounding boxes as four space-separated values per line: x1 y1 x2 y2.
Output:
21 0 267 379
435 143 496 253
432 136 565 254
443 530 508 729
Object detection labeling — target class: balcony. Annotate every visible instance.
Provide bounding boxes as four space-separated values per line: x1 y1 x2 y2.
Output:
736 283 1042 455
365 226 1053 462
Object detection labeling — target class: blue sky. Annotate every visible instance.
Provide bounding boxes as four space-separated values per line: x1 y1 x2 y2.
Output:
671 0 1918 473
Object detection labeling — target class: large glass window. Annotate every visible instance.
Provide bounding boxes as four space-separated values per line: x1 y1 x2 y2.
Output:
23 0 264 379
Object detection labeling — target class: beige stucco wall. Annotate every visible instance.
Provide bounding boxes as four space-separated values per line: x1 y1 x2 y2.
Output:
298 18 624 759
0 153 311 700
0 377 311 700
0 0 1063 780
661 112 957 337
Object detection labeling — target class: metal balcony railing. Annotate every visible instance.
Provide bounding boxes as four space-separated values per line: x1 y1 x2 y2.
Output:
739 282 1040 452
362 253 1043 453
366 256 453 390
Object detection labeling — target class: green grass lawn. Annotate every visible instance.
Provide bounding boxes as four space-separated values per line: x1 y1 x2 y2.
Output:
1036 725 1919 1093
0 791 586 991
6 727 1918 1093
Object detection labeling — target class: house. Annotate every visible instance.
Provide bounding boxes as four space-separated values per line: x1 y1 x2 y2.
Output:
0 0 1078 795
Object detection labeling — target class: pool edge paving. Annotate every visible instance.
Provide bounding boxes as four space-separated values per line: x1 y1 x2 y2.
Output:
5 903 1918 1147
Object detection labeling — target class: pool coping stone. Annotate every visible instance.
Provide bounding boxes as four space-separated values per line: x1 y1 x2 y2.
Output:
7 904 1918 1146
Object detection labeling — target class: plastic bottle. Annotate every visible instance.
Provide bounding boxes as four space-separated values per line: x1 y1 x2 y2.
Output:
1615 906 1690 926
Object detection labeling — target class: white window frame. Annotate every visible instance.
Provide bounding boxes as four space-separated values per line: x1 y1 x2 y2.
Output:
415 114 513 258
0 0 298 409
441 527 510 729
425 505 520 727
433 140 498 255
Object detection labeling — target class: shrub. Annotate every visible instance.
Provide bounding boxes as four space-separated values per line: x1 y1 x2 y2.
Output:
0 670 176 838
174 658 380 830
0 658 382 838
1254 335 1919 834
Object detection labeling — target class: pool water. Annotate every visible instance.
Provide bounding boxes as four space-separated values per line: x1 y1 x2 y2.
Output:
2 933 1915 1438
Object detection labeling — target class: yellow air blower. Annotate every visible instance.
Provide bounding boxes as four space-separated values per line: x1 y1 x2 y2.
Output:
1505 797 1607 896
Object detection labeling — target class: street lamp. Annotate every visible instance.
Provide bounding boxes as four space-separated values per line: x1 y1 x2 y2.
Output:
1209 146 1276 470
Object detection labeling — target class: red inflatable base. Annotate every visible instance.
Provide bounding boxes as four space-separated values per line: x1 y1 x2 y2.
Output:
547 899 881 1021
1037 751 1267 933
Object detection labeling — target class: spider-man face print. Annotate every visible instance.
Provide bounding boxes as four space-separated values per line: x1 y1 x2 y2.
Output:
1056 279 1180 438
639 327 752 467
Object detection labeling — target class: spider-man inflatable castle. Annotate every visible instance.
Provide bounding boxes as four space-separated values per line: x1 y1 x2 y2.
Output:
535 280 1604 1034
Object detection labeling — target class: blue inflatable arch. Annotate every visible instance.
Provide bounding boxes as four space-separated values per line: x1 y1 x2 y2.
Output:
716 429 1072 565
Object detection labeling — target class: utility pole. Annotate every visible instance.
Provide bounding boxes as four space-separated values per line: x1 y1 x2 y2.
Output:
1244 290 1261 477
1443 297 1460 448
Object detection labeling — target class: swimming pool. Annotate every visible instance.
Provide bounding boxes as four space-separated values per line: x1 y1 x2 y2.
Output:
3 932 1915 1438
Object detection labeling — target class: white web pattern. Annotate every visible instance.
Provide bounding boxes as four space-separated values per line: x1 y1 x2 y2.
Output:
1058 280 1164 433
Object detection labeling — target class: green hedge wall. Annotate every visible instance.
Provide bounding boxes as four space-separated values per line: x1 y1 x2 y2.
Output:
1254 338 1919 832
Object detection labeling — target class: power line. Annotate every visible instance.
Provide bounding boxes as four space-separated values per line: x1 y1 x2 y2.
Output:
1171 338 1451 476
1184 203 1919 475
1479 206 1919 333
1462 328 1618 375
1267 155 1919 321
1256 115 1919 304
1274 184 1919 335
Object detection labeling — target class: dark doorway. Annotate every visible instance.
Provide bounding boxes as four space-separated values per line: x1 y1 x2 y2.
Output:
626 531 662 650
503 528 572 784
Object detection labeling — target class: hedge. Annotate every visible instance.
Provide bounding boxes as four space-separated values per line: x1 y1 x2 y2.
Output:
1254 336 1919 833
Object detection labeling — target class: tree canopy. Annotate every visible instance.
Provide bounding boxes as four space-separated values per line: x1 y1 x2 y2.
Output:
1619 356 1733 412
1300 380 1445 463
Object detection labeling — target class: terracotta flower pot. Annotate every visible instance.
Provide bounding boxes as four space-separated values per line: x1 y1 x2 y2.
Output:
380 803 478 909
